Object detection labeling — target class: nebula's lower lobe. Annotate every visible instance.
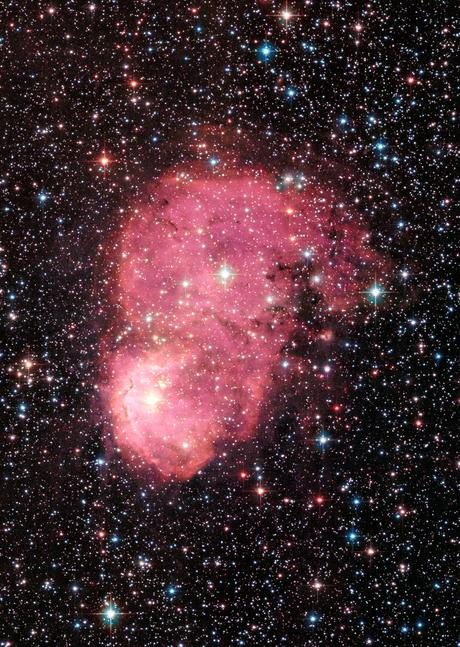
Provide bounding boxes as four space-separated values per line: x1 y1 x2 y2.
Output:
102 161 381 481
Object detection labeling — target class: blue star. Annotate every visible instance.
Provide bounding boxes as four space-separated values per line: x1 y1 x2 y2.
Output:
347 530 359 544
317 434 329 447
258 42 275 61
103 603 120 626
366 283 385 305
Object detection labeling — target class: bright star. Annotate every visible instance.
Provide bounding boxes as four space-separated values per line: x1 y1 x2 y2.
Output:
258 42 275 61
100 600 121 628
365 282 386 307
216 265 235 284
271 3 302 27
347 530 358 543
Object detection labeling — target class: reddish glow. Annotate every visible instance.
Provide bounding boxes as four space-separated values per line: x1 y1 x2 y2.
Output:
101 155 383 482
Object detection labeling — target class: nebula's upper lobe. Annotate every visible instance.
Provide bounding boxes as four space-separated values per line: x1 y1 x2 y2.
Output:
101 161 381 481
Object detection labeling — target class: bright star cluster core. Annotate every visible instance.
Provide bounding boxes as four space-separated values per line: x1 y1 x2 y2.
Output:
0 1 457 646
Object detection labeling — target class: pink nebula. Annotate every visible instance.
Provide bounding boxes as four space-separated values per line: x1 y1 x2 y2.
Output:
101 160 381 481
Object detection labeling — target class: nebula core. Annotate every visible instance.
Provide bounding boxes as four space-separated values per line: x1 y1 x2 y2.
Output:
102 157 381 481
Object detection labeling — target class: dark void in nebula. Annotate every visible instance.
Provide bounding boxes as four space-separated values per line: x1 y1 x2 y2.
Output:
100 134 384 482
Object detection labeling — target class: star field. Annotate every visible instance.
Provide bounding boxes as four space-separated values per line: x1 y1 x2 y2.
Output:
0 1 458 645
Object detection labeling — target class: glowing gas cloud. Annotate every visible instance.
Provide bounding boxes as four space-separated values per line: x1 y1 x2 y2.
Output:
101 143 382 481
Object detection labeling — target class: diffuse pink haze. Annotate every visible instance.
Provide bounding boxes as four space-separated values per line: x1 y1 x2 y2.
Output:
102 158 380 481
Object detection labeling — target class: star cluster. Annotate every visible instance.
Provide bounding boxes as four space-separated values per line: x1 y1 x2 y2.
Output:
0 1 457 645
